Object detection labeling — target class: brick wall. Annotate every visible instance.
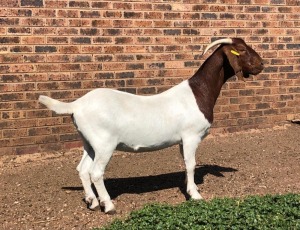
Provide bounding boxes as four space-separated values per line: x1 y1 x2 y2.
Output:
0 0 299 155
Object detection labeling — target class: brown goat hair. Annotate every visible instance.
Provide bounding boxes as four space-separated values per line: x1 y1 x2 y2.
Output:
189 37 264 123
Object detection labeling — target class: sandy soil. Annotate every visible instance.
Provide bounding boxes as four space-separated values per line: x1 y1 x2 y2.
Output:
1 123 299 229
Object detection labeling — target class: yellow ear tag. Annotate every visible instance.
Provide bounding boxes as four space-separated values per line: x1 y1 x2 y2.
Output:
231 50 240 56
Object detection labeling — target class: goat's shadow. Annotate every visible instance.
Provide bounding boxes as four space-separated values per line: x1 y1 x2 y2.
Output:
62 164 237 200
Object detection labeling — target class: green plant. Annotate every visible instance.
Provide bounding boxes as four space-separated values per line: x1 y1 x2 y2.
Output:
99 194 300 230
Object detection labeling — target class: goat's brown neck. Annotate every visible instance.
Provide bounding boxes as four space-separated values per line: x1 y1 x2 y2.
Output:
188 48 234 123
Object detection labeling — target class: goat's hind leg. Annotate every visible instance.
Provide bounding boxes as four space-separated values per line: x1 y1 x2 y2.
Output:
77 148 100 210
90 145 116 214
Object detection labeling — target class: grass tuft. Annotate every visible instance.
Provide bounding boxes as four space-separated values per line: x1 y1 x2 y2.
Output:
99 194 300 229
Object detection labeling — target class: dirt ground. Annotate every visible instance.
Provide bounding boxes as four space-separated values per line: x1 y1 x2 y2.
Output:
1 123 299 230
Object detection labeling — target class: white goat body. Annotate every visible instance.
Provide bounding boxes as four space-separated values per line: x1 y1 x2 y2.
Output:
39 81 209 151
39 81 210 213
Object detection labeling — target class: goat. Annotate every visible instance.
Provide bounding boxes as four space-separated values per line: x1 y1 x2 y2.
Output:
39 38 264 214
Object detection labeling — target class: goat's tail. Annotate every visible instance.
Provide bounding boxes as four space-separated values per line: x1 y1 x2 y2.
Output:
39 95 74 114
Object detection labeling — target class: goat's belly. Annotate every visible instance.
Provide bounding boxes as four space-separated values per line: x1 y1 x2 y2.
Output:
116 140 181 153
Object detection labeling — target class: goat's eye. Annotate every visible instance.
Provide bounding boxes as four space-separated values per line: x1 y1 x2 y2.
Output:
236 44 247 53
238 49 247 56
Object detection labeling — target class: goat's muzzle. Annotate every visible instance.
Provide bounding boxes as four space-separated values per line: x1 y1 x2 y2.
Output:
242 56 264 79
250 61 264 76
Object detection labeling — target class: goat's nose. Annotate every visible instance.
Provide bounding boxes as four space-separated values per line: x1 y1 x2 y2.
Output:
259 61 265 70
259 59 264 67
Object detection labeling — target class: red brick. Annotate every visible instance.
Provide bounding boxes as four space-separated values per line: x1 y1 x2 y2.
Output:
144 28 163 36
81 80 104 89
11 118 38 129
113 19 133 27
145 12 163 20
154 20 172 28
32 9 56 17
21 0 43 7
35 135 59 144
124 11 143 19
22 36 45 44
45 0 68 8
69 19 91 27
0 54 23 63
50 90 73 99
92 20 112 27
46 19 68 27
57 28 79 35
137 87 156 95
47 54 70 63
23 73 47 82
103 46 124 53
125 45 147 53
1 110 26 119
3 128 27 138
79 63 100 71
115 54 134 62
63 141 81 150
0 0 18 7
124 29 143 36
24 54 45 63
37 82 59 90
91 2 110 9
71 72 93 80
39 142 64 152
36 64 60 72
81 46 102 53
52 125 75 134
33 27 56 35
0 140 12 149
47 73 70 82
58 46 80 53
115 37 134 44
60 63 81 71
15 146 39 155
133 3 152 10
38 117 61 126
20 18 45 27
112 2 132 10
57 9 79 18
103 11 122 18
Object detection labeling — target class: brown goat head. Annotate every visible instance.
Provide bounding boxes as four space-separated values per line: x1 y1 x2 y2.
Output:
204 38 264 81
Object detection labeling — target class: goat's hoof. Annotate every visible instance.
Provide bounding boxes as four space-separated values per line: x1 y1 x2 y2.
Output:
101 201 116 215
191 193 203 200
188 190 203 200
105 209 117 215
88 201 100 211
89 204 100 211
85 197 100 211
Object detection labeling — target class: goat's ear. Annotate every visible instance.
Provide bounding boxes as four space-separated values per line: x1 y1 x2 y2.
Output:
223 46 244 81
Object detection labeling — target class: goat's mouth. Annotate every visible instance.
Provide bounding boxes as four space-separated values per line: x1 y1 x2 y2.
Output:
243 66 264 78
243 71 250 78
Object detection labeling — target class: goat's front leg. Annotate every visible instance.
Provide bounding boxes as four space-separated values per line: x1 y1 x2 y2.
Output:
181 138 203 200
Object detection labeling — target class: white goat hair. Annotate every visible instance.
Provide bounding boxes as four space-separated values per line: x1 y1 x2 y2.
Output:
39 37 264 214
39 82 210 212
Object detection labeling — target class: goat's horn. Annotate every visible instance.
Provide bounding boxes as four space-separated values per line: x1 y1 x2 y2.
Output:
202 38 233 55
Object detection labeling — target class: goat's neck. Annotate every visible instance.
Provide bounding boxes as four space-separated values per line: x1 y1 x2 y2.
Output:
188 49 234 123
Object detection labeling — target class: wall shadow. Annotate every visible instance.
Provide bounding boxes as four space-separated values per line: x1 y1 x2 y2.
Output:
62 164 237 200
